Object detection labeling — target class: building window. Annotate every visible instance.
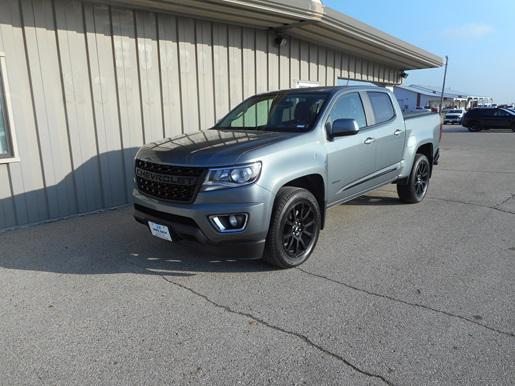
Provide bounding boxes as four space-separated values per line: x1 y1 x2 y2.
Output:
0 53 18 163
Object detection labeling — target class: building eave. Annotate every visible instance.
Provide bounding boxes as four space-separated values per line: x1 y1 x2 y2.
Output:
92 0 443 70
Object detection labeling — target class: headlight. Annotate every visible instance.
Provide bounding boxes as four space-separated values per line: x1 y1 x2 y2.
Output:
202 162 262 191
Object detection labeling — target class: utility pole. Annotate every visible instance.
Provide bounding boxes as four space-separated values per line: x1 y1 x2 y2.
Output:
439 55 448 113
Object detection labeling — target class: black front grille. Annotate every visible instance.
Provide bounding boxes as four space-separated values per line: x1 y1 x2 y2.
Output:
135 159 205 203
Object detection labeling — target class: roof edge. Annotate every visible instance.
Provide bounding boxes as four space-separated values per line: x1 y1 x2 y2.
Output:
98 0 443 69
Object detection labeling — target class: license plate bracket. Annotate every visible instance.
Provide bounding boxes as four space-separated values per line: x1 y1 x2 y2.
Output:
148 221 173 242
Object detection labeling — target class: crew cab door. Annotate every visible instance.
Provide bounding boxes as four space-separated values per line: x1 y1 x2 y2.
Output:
491 109 512 128
364 91 405 183
325 92 376 204
480 109 498 128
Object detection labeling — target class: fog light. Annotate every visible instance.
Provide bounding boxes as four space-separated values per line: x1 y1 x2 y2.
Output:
209 213 248 232
229 215 238 227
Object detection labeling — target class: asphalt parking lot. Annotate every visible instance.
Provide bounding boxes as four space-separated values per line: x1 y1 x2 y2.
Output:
0 125 513 385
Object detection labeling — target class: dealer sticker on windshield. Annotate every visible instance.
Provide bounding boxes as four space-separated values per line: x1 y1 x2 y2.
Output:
148 221 173 242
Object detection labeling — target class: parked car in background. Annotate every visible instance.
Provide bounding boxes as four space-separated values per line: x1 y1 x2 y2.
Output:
443 108 465 125
410 106 432 113
133 86 441 268
462 108 515 132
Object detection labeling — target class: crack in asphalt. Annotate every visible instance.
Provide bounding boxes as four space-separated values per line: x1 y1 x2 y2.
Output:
157 275 393 386
428 196 514 215
296 268 515 339
494 193 515 209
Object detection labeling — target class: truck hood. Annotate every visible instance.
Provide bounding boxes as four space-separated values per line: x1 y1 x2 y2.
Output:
136 129 298 166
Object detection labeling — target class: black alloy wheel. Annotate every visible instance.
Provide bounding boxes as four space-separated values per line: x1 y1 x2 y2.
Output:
282 201 316 258
414 159 430 200
264 187 321 268
397 154 431 204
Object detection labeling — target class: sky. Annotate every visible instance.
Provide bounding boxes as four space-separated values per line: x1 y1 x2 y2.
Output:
323 0 515 103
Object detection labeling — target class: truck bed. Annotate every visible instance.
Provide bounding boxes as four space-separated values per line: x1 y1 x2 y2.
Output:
402 111 437 120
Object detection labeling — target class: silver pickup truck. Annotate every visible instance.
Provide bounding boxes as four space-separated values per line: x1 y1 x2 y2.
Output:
133 86 441 268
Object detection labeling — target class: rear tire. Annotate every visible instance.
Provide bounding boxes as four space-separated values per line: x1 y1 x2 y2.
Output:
397 154 431 204
263 187 321 268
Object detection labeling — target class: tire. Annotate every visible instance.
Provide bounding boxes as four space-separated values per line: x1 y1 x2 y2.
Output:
511 123 515 132
397 154 431 204
468 124 481 132
263 187 321 268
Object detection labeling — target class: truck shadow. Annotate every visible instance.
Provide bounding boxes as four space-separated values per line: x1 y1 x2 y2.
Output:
0 207 274 277
346 195 402 206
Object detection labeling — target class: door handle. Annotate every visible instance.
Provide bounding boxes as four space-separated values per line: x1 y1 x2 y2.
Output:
364 137 375 144
394 129 403 136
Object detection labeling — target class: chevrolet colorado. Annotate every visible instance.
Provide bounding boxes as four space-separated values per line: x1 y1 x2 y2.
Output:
133 86 441 268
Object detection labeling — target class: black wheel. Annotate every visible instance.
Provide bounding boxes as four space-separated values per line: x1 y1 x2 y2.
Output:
397 154 431 204
511 123 515 132
468 124 481 132
263 187 321 268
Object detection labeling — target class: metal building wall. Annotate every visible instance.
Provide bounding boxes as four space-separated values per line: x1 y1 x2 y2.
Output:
0 0 401 230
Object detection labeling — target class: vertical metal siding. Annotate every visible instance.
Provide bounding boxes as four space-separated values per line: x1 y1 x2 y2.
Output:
0 0 402 230
0 0 48 227
157 13 182 139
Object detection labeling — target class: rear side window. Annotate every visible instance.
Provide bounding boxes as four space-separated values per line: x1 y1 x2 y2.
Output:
328 92 367 128
480 109 495 117
367 92 395 124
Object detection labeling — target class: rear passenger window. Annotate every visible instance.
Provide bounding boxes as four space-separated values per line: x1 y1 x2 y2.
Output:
368 92 395 124
328 92 367 128
494 110 509 117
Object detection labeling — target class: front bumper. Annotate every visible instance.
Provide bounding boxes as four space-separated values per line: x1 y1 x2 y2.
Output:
444 118 462 124
132 184 273 258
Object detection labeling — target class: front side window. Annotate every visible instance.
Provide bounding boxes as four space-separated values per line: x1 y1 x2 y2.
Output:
215 91 329 133
368 91 395 124
327 92 367 128
494 109 510 117
0 59 12 158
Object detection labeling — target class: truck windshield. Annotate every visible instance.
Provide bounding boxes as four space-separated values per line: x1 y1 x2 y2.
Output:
215 91 329 132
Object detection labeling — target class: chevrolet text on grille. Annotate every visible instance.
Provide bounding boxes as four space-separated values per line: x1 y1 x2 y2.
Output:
135 168 197 186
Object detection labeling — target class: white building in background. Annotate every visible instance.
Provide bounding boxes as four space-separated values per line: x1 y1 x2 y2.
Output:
394 84 492 112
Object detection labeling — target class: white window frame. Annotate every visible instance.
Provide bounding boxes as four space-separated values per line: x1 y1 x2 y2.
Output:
0 52 19 164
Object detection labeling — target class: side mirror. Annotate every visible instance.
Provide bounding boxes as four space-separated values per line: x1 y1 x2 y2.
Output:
327 118 360 139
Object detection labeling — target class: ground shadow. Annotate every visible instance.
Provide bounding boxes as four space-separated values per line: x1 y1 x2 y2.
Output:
346 195 401 206
0 206 274 277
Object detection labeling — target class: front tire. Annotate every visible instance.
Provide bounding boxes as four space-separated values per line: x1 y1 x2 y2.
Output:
263 187 321 268
468 124 481 132
397 154 431 204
